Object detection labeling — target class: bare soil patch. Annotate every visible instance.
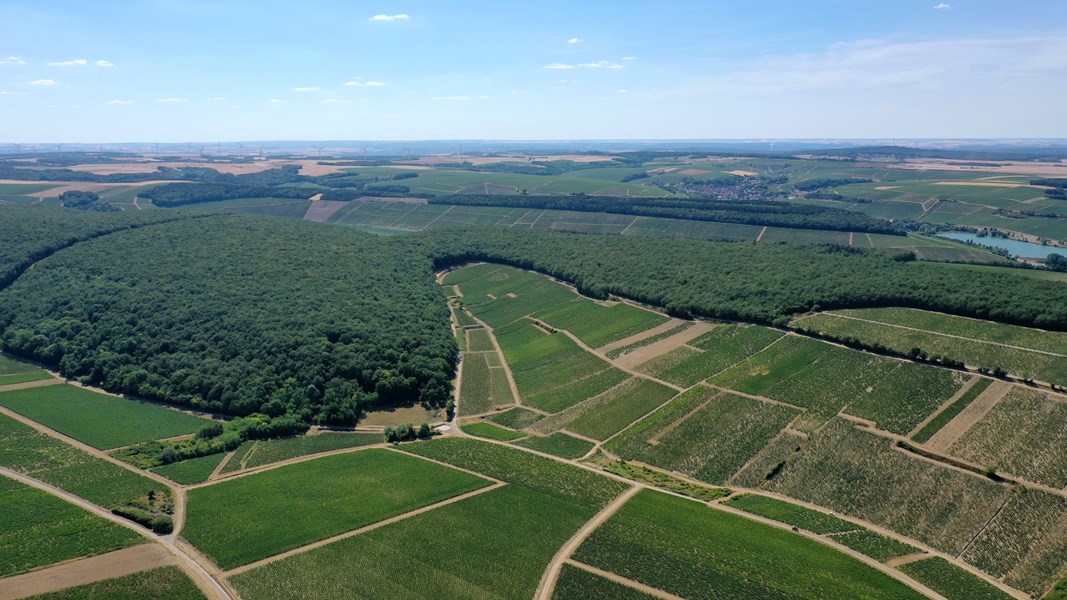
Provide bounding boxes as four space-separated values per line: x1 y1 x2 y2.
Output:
302 200 348 223
615 322 716 369
933 181 1025 188
924 381 1011 452
360 404 443 427
678 169 709 176
598 318 688 354
727 169 758 176
0 544 174 600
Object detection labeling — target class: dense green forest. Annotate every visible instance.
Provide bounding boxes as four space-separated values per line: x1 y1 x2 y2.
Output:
0 205 191 289
139 182 315 207
0 210 454 425
430 194 902 234
415 228 1067 329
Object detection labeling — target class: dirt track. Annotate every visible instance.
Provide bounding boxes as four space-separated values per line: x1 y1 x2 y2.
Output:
0 544 174 600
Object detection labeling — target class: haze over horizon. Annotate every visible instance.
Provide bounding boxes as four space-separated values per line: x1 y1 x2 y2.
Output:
2 0 1065 143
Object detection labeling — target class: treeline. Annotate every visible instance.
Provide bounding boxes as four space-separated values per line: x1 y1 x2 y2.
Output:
430 194 903 234
414 227 1067 330
139 183 315 207
59 190 119 212
793 177 872 191
0 211 455 426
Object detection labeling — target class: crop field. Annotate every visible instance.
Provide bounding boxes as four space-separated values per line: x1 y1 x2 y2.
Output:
459 352 514 416
960 487 1067 593
637 325 785 387
727 429 806 488
28 566 206 600
485 406 543 429
219 441 256 474
492 320 627 413
825 530 918 561
0 476 142 577
0 354 52 386
515 432 595 459
462 420 526 441
723 494 859 534
793 307 1067 385
466 327 496 351
944 387 1067 488
552 564 657 600
587 454 729 501
0 384 210 450
761 419 1010 558
911 378 992 443
898 558 1012 600
605 321 693 359
573 489 924 600
0 183 60 195
449 266 576 328
535 298 668 348
606 385 720 457
534 377 677 441
182 448 491 569
241 432 384 470
230 484 599 600
149 453 226 484
0 414 169 508
402 437 628 506
709 335 964 434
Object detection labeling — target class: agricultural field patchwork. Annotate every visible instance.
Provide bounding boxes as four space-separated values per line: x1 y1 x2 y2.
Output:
458 351 514 416
182 448 492 568
0 354 52 386
911 378 992 443
637 324 784 387
26 566 207 600
514 432 595 459
240 432 384 470
0 476 143 577
898 558 1012 600
461 420 526 441
0 384 211 450
533 377 677 441
552 564 658 600
945 387 1067 488
0 413 170 509
150 452 227 485
573 489 925 600
793 307 1067 385
536 298 668 348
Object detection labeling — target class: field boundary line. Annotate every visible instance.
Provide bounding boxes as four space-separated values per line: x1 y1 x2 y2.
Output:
596 318 687 354
184 443 390 489
0 468 232 600
822 313 1067 358
756 226 767 241
905 375 981 439
0 544 175 600
207 450 237 482
705 384 805 412
564 560 685 600
220 480 505 577
418 204 454 230
464 312 523 411
534 485 642 600
924 381 1011 452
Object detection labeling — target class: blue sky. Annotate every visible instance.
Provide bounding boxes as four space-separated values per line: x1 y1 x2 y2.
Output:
1 0 1065 142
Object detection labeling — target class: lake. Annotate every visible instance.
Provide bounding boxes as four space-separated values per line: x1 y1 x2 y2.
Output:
935 232 1062 259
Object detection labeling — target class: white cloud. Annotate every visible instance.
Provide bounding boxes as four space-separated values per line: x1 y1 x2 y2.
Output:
108 99 133 105
48 58 87 67
622 56 638 61
933 3 952 8
27 79 56 86
292 86 321 92
209 96 227 101
95 60 114 67
0 56 25 65
268 98 287 104
155 97 187 103
567 37 581 44
578 60 624 69
370 13 409 21
431 95 489 101
364 81 386 86
322 98 349 104
0 90 28 95
617 89 629 94
546 60 623 70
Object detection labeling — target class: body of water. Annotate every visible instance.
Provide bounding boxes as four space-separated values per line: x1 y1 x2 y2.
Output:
935 232 1062 259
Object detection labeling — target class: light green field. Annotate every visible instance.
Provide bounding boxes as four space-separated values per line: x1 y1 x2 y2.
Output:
574 489 925 599
461 421 526 441
241 432 384 469
0 476 142 577
514 432 595 459
26 566 206 600
183 448 491 568
899 558 1012 600
561 377 678 441
0 384 211 450
0 354 52 386
0 413 169 509
552 564 657 600
536 298 669 348
150 453 227 485
637 324 784 387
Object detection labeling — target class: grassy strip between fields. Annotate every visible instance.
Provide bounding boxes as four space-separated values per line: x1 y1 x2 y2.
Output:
911 378 992 443
462 421 526 441
183 448 491 569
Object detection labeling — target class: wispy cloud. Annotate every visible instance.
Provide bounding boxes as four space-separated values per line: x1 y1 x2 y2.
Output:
108 99 133 105
48 58 87 67
617 89 629 94
622 56 638 61
28 79 56 86
322 98 349 104
209 96 227 101
567 37 581 44
370 13 409 21
545 60 623 70
0 90 28 95
0 56 25 65
933 3 952 8
431 95 489 101
95 60 114 67
268 98 287 104
292 86 320 92
155 97 187 103
364 81 386 87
